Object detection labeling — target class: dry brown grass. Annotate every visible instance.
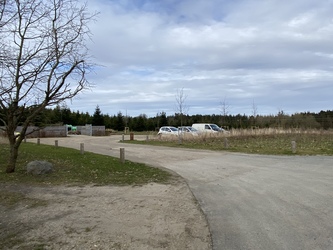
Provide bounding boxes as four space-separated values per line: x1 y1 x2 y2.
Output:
228 128 333 136
140 129 333 155
155 128 326 143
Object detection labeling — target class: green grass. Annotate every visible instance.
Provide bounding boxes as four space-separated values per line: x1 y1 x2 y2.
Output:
124 132 333 156
0 142 172 186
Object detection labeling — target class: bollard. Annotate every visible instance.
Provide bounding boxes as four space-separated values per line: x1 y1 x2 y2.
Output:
120 148 125 163
146 135 149 142
80 143 84 155
55 140 58 147
224 138 229 149
178 134 183 145
291 141 297 153
130 132 134 140
37 138 40 145
122 134 124 142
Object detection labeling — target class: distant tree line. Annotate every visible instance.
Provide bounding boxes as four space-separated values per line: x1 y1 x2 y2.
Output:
1 105 333 131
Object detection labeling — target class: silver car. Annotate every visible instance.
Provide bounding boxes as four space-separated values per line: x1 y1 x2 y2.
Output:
178 126 199 136
157 126 179 135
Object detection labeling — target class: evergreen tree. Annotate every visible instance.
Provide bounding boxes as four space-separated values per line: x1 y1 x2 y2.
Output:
92 105 104 126
51 105 63 124
61 107 74 125
115 112 125 131
135 114 147 131
159 112 168 127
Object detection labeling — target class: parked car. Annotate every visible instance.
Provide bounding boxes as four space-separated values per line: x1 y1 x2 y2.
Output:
178 126 199 136
192 123 227 133
157 126 179 135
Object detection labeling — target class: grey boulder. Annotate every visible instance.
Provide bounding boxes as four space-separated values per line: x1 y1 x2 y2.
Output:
26 160 53 175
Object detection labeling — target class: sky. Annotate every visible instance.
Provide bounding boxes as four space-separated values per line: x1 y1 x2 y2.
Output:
68 0 333 117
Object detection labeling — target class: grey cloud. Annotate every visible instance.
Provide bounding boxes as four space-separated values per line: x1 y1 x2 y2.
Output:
72 0 333 116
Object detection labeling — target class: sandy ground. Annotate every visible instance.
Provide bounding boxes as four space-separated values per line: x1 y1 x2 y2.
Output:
0 181 211 250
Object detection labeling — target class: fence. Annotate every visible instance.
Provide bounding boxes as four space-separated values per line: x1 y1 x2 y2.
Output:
77 125 105 136
0 125 67 138
1 124 106 138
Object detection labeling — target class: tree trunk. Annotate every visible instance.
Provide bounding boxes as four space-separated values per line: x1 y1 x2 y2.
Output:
5 120 22 173
6 143 19 173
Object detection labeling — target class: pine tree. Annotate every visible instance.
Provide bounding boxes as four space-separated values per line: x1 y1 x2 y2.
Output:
115 112 124 131
92 105 104 126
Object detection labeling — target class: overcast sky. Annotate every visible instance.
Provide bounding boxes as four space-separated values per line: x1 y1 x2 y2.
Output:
69 0 333 117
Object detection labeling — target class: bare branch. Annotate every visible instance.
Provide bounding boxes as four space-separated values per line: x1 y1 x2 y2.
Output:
175 87 188 116
252 99 258 117
220 96 230 127
175 87 189 128
0 0 98 172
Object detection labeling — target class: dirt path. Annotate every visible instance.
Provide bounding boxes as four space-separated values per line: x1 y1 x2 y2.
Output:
1 182 211 250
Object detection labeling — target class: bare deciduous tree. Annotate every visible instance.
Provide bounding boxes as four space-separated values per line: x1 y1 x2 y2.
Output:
0 0 97 173
175 87 188 128
251 99 258 127
175 87 188 144
219 96 230 128
252 99 258 118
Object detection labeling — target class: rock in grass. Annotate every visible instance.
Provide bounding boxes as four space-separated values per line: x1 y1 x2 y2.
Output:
26 161 53 175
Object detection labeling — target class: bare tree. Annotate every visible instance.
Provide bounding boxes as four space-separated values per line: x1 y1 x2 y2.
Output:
175 87 188 128
219 96 230 128
250 99 258 127
0 0 97 173
175 88 188 144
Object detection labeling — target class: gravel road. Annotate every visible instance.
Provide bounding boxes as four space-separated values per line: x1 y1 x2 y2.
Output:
30 135 333 250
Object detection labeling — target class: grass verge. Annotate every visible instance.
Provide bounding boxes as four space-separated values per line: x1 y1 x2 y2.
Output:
124 132 333 155
0 142 172 186
0 139 174 250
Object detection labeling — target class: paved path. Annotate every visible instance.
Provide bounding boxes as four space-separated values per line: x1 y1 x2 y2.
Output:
33 135 333 250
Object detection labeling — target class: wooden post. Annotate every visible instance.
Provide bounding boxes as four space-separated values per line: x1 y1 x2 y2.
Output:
55 140 58 147
146 135 149 142
37 138 40 145
120 148 125 163
122 134 124 142
80 143 84 155
224 138 229 149
291 141 296 153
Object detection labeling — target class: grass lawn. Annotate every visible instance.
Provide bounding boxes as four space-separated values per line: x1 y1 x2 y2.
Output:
0 140 172 186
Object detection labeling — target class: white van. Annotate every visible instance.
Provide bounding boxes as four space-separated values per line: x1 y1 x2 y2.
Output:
192 123 224 133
